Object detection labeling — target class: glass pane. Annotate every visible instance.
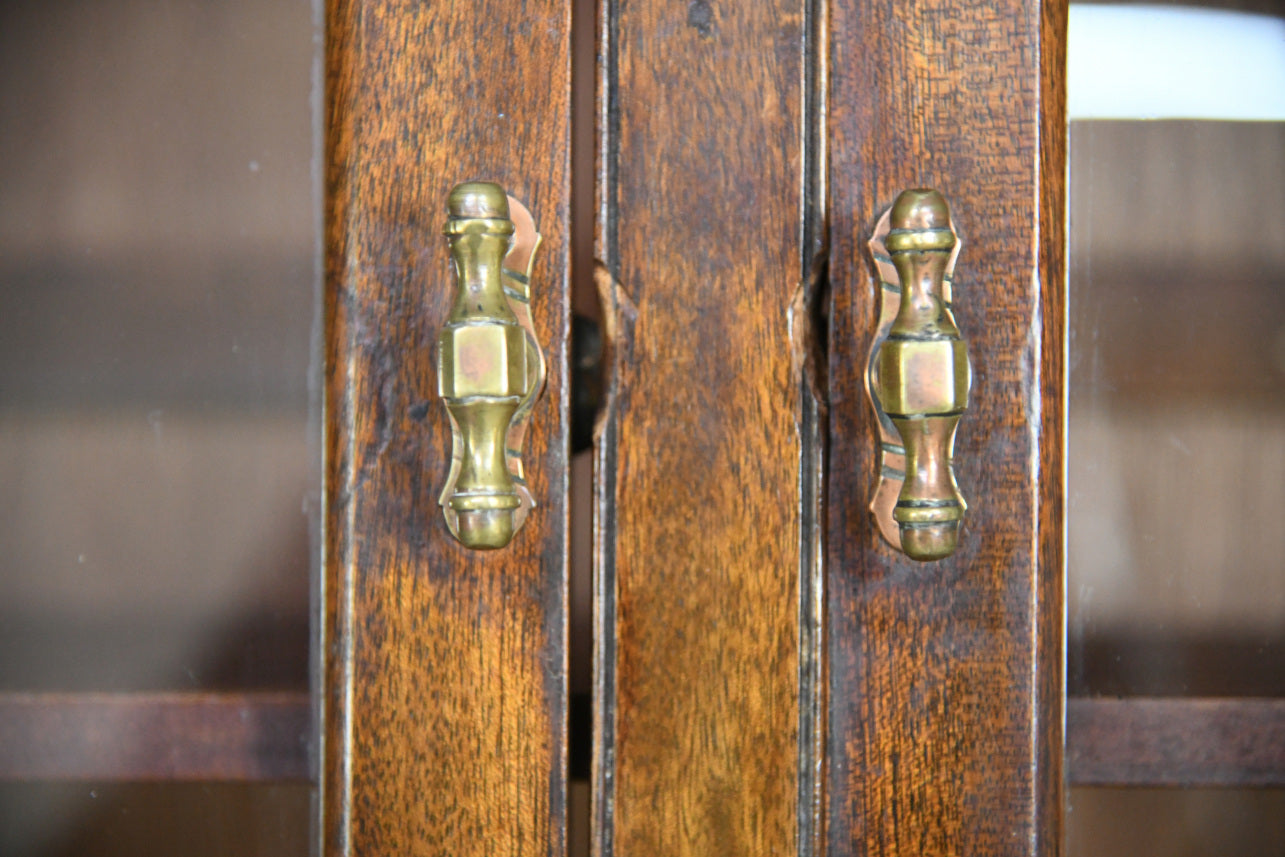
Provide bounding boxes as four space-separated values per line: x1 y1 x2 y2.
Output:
0 0 315 691
1064 5 1282 855
0 784 309 857
1068 119 1285 698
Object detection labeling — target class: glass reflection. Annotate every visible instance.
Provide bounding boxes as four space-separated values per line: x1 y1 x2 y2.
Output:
0 0 316 850
1067 8 1285 853
1068 120 1285 699
0 0 316 693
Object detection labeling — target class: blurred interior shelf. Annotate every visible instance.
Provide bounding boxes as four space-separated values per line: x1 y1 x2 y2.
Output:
1068 698 1285 788
2 693 1282 787
0 692 309 782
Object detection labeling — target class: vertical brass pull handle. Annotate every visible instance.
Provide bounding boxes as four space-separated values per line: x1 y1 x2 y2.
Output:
866 189 971 561
438 182 546 549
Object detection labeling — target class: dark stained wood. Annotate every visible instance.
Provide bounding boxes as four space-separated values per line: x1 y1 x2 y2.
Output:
1068 698 1285 787
593 0 815 853
324 0 571 854
825 0 1067 854
0 693 308 781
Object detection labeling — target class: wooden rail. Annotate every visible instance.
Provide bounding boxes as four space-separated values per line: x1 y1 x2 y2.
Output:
2 693 1282 788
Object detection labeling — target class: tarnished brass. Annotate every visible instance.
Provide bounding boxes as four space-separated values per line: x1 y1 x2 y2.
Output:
438 182 546 549
866 189 971 561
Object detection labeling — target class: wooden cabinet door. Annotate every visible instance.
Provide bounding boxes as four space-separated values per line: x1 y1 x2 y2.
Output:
322 0 574 854
324 0 1065 855
820 1 1066 853
593 1 1065 857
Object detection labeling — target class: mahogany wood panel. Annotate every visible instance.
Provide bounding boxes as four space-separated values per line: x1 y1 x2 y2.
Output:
825 0 1067 854
594 0 816 853
0 693 308 781
1068 698 1285 787
325 1 571 854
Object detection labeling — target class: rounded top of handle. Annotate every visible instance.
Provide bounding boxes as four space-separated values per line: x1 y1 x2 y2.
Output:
890 188 951 232
448 182 510 219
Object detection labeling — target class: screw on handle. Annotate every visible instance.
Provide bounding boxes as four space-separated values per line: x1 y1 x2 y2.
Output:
869 189 971 561
437 182 544 549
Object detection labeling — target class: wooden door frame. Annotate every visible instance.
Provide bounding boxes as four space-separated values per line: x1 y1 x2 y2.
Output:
823 0 1067 853
321 0 574 853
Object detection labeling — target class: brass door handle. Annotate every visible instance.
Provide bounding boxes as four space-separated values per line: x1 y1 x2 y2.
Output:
438 182 546 549
866 189 971 561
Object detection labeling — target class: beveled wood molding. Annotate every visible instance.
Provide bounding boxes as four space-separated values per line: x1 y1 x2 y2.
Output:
592 0 823 852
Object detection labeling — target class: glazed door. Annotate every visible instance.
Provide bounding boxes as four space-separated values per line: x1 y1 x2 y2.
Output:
7 0 1279 854
0 0 316 852
324 0 1063 854
323 0 1064 854
593 0 1063 856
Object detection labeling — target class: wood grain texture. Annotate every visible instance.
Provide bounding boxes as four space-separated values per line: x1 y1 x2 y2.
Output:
1067 698 1285 787
0 693 308 781
825 0 1066 854
324 1 571 854
594 0 811 854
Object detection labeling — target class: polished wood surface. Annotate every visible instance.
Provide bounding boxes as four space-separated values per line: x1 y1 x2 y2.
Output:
593 0 818 853
324 0 571 853
1068 698 1285 788
0 693 308 781
825 0 1067 854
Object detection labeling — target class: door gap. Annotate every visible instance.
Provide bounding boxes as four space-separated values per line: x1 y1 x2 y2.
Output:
567 0 599 854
